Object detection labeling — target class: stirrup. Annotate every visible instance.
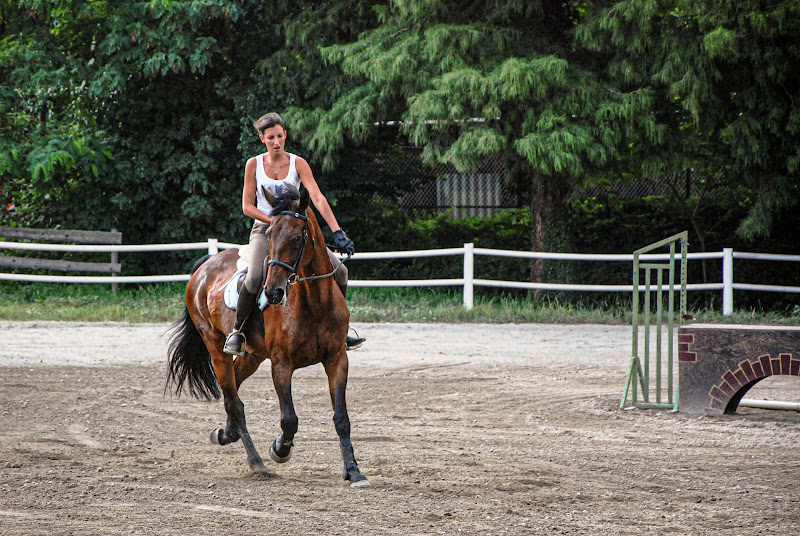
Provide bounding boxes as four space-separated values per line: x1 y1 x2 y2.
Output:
346 328 365 351
223 330 246 356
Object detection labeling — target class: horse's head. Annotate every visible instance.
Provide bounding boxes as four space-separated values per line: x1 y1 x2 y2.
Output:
263 184 311 305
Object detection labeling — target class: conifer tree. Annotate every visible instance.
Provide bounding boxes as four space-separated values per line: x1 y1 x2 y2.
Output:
289 0 662 279
577 0 800 239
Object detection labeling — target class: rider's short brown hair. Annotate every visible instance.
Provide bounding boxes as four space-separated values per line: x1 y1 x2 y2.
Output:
253 112 285 135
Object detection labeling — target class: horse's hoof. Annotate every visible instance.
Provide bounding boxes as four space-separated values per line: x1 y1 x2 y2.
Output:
210 428 223 445
343 465 369 486
250 460 268 472
269 442 293 463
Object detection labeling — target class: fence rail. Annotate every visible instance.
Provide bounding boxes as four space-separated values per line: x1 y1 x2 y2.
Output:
2 238 799 314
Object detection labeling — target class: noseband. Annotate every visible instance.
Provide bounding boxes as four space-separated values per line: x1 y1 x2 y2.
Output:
267 210 309 285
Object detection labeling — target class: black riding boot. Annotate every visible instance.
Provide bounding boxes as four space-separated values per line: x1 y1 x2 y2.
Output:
223 287 258 356
338 282 366 351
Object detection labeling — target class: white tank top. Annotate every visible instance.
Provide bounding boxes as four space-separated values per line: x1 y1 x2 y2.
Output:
255 152 302 217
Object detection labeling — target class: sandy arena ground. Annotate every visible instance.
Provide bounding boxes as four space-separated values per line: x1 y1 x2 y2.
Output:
1 321 799 535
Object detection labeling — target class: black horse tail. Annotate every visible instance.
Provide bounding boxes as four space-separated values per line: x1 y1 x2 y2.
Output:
165 255 221 400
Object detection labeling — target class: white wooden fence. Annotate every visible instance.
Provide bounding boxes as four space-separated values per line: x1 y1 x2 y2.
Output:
1 239 799 315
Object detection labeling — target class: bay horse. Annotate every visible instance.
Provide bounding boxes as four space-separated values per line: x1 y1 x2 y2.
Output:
166 185 369 486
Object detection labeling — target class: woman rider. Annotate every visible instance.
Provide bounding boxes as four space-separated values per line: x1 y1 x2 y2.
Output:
223 112 365 356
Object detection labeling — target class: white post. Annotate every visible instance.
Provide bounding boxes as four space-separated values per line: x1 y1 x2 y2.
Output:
722 248 733 316
208 238 219 255
111 228 118 295
463 242 474 310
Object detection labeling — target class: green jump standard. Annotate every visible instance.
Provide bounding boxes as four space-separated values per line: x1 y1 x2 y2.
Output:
678 324 800 415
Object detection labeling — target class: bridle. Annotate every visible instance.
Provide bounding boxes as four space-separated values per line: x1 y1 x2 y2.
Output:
267 210 309 285
266 210 343 286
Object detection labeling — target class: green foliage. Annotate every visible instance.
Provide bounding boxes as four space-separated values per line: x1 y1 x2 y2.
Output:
1 0 798 295
300 0 640 194
0 0 380 275
561 191 800 312
577 0 800 240
342 206 535 286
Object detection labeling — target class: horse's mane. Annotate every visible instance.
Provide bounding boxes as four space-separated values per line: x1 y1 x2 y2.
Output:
266 183 302 214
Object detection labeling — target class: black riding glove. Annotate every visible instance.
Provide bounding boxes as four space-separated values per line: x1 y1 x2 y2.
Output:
333 229 355 256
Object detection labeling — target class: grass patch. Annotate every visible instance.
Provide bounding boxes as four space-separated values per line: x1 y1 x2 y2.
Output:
0 283 184 323
684 306 800 326
0 282 797 325
347 287 626 324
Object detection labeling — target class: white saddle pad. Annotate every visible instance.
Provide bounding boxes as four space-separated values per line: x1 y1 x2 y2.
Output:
221 257 269 310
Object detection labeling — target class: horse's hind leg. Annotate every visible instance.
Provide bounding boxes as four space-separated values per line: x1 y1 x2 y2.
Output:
209 350 266 471
209 355 260 444
324 352 369 487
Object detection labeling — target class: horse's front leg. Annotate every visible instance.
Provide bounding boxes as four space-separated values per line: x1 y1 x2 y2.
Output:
209 351 266 471
269 360 298 463
324 351 369 487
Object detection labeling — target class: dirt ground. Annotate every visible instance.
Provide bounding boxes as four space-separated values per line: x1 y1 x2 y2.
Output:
1 321 799 535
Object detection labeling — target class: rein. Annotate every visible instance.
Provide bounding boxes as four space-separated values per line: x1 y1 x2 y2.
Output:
267 210 343 285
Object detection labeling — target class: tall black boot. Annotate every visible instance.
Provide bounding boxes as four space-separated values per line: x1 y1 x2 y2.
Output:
223 287 258 356
346 330 366 351
338 282 366 351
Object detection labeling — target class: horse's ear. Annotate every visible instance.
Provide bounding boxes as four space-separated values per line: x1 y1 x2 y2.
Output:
263 185 277 208
299 185 310 212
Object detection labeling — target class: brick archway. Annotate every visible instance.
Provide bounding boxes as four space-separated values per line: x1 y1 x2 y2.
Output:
706 353 799 414
677 325 800 415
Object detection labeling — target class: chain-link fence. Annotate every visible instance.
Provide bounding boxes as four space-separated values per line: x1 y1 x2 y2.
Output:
388 146 524 217
577 169 724 201
381 144 721 216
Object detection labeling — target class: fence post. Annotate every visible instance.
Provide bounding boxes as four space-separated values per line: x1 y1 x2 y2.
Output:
463 242 474 310
722 248 733 316
111 228 118 295
208 238 219 255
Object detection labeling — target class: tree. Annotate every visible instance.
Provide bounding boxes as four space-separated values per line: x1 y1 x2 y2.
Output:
2 0 266 242
1 1 114 230
288 0 663 281
577 0 800 240
0 0 377 274
4 0 797 282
